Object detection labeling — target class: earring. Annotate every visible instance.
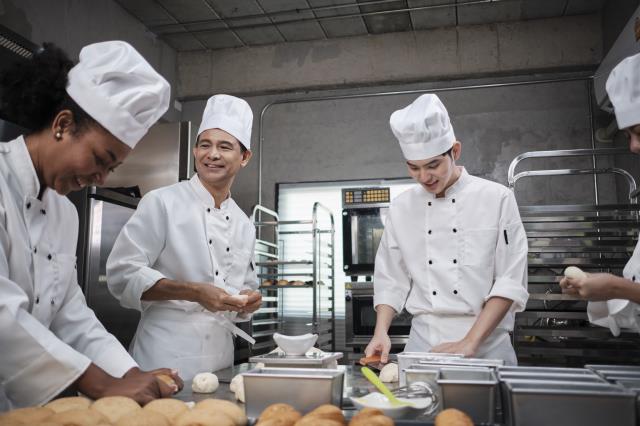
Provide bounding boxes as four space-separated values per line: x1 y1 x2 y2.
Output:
55 131 62 140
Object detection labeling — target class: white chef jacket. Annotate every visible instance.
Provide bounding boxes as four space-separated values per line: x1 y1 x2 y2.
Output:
374 168 529 357
0 137 137 410
587 239 640 336
106 174 258 379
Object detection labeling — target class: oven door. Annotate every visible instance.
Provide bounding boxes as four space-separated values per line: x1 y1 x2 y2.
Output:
346 289 411 344
342 207 388 275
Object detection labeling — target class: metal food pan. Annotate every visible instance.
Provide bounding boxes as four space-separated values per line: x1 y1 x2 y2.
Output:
243 367 344 419
499 366 599 375
586 364 640 373
437 368 498 424
504 380 636 426
498 372 605 383
249 352 343 369
397 352 463 385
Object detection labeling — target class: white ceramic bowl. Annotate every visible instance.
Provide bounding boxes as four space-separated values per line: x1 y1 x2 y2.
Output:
350 392 433 419
273 333 318 356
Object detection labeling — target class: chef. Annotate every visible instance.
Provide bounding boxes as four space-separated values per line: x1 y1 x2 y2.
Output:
107 94 262 381
365 94 529 365
0 40 180 410
560 53 640 335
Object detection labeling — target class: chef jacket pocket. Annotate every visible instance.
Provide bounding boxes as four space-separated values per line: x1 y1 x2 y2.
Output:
462 228 498 266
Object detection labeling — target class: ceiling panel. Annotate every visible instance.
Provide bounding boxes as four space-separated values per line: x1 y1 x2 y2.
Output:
116 0 175 26
358 0 413 34
408 0 456 30
157 0 221 22
256 0 327 41
457 0 523 26
564 0 606 15
308 0 368 37
161 32 208 51
521 0 567 20
228 17 286 46
192 29 244 49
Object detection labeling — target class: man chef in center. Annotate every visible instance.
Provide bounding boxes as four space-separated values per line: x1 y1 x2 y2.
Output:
365 94 529 365
106 94 261 380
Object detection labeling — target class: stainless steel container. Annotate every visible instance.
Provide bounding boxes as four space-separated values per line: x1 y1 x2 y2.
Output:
498 372 605 383
504 380 636 426
500 366 600 375
248 352 343 369
243 368 344 419
398 352 463 385
437 367 498 424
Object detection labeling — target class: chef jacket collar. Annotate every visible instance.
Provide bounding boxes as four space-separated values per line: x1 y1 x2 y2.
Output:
189 174 231 210
7 136 42 201
423 167 470 200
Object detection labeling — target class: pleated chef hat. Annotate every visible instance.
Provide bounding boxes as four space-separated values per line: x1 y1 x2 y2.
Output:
390 94 455 161
606 52 640 130
197 94 253 150
66 41 170 148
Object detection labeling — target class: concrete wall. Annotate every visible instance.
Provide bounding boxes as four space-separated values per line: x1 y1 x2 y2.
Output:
0 0 181 121
177 14 601 98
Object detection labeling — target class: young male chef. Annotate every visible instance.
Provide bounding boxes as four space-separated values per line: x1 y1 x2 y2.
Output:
560 53 640 335
364 94 529 365
107 94 261 380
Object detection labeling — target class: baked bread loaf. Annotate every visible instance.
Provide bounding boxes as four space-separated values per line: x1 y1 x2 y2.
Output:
114 409 170 426
348 408 393 426
174 408 234 426
195 399 247 426
261 280 275 287
257 403 301 425
48 408 109 426
298 405 345 425
434 408 473 426
276 279 289 286
143 398 189 422
289 281 305 286
295 418 343 426
45 396 92 413
0 407 54 423
91 396 141 423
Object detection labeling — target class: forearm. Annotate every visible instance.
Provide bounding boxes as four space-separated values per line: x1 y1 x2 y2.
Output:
465 297 513 346
612 276 640 304
75 363 118 400
141 278 201 302
374 304 397 335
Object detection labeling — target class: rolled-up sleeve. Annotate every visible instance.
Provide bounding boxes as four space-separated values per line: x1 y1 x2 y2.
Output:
373 215 411 314
486 191 529 312
107 192 167 311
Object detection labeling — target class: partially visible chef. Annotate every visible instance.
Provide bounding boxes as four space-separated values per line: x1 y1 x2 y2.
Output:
0 41 180 410
365 94 529 365
560 52 640 335
107 94 262 381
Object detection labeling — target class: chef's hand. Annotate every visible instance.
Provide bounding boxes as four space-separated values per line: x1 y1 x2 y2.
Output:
560 273 617 301
431 338 479 358
76 364 175 406
131 367 184 392
240 289 262 314
197 284 246 312
364 332 391 363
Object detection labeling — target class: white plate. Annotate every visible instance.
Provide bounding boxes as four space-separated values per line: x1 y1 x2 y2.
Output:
350 392 433 419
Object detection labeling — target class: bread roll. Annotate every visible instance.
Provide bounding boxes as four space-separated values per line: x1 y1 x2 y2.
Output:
114 410 170 426
45 397 92 413
91 396 141 423
155 374 177 388
301 405 345 424
48 409 108 426
261 280 275 287
174 409 234 426
0 407 54 424
434 408 473 426
195 399 247 426
258 403 299 421
276 280 289 286
295 418 343 426
289 281 305 286
192 372 219 393
349 415 394 426
564 266 587 280
256 413 301 426
143 398 189 422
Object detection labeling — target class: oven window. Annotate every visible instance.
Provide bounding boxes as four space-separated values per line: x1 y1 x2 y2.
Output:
352 295 411 336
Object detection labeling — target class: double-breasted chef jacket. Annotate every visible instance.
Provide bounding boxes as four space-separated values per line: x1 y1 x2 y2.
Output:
0 137 137 410
374 168 529 364
107 174 258 381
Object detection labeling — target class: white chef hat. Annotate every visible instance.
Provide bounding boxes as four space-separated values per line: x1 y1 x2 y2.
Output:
606 52 640 130
66 40 170 148
197 94 253 150
390 94 456 161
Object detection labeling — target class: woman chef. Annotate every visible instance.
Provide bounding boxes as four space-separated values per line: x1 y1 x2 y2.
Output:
0 41 181 410
560 52 640 335
365 94 529 365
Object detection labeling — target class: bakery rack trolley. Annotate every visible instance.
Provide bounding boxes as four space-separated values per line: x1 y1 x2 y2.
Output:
509 147 640 366
252 202 336 352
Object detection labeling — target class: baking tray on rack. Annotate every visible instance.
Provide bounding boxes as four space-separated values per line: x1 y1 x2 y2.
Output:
249 351 343 368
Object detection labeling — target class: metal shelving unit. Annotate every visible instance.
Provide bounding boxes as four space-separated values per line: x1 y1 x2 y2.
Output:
252 202 336 352
509 148 640 366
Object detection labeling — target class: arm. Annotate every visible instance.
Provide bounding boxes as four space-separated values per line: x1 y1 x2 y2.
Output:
142 278 246 312
560 273 640 304
364 304 395 363
432 297 512 356
238 232 261 318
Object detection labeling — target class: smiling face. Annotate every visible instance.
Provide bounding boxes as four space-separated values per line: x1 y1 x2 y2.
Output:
406 142 462 197
626 124 640 154
40 110 130 195
193 128 252 187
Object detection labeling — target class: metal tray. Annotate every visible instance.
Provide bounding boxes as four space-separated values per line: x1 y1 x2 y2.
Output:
243 367 344 419
249 351 343 368
504 380 636 426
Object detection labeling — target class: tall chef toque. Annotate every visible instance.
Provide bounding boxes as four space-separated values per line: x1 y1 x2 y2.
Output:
197 94 253 150
65 40 171 148
390 94 456 161
606 52 640 130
